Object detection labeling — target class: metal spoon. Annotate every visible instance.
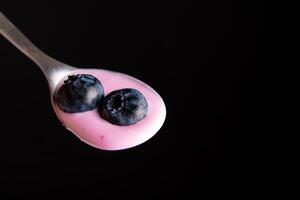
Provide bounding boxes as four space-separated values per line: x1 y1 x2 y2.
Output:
0 12 166 150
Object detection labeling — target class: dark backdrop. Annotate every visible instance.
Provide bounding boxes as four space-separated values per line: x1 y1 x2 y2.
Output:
1 0 280 198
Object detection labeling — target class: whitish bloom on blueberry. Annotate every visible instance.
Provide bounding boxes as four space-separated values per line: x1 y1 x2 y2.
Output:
99 88 148 126
56 74 104 113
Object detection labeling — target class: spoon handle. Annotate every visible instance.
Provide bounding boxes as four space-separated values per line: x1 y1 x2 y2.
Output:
0 12 71 77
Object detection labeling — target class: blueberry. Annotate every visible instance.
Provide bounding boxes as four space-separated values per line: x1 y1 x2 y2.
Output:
99 88 148 126
56 74 104 113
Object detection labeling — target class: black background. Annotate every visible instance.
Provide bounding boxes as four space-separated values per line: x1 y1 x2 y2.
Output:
1 0 280 197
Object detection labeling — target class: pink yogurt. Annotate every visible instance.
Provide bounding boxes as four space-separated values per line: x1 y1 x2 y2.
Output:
53 69 166 150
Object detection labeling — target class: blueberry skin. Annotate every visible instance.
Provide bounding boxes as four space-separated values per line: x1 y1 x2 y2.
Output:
99 88 148 126
56 74 104 113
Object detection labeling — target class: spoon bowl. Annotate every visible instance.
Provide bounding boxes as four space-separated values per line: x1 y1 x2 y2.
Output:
0 12 166 150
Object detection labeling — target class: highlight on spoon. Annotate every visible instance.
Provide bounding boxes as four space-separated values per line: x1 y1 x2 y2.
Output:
53 69 166 150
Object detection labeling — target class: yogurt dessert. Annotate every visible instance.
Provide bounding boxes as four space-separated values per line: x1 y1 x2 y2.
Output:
53 69 166 150
0 12 166 151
